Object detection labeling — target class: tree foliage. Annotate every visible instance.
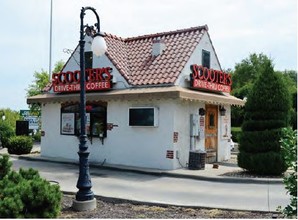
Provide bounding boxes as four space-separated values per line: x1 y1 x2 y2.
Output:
279 128 297 217
26 60 65 115
0 108 19 147
238 59 291 175
232 53 272 99
0 108 20 129
231 53 297 128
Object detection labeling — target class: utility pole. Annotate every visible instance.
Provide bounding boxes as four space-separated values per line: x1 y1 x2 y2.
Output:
49 0 53 80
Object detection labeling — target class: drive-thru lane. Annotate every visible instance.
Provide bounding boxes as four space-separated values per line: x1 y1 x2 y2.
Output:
10 157 289 212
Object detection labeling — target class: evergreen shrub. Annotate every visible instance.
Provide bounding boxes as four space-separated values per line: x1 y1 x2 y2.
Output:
238 151 286 175
7 136 33 155
0 166 62 218
238 60 291 175
0 154 12 180
0 122 15 148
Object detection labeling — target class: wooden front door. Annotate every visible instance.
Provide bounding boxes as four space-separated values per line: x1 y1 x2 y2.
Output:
205 105 218 163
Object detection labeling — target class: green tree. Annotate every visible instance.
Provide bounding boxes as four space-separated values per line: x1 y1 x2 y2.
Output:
232 53 272 99
238 59 291 175
231 53 272 127
231 53 297 128
0 108 20 129
276 70 297 129
0 109 20 147
26 60 65 115
52 60 65 73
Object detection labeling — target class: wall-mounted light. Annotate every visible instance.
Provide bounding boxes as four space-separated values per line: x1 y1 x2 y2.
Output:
219 106 226 116
199 108 205 116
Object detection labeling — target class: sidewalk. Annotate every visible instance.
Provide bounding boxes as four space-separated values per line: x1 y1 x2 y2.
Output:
0 145 283 184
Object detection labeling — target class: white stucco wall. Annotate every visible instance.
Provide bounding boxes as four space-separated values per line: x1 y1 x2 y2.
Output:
41 99 177 170
171 100 206 169
41 103 79 161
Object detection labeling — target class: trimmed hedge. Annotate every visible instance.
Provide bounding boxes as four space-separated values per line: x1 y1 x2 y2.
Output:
238 151 287 175
239 129 281 153
238 60 291 175
7 136 33 155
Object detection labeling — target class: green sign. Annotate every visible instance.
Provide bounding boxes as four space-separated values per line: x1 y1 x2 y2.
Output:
20 110 30 117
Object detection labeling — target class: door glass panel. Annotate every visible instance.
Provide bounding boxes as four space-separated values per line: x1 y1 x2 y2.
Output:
209 112 215 128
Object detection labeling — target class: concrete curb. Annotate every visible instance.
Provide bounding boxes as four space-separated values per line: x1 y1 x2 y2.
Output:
3 153 283 184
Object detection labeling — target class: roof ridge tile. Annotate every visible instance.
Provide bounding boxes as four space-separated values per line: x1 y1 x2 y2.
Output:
124 25 208 42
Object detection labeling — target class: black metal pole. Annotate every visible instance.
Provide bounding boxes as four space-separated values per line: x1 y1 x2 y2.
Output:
75 6 100 202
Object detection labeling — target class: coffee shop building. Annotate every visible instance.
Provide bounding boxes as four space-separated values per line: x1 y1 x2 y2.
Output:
27 25 245 170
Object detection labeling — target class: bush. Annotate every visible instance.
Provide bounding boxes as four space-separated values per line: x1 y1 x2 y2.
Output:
238 151 287 175
279 128 297 217
231 127 241 142
32 131 41 142
238 60 291 175
0 122 15 148
0 164 62 218
7 136 33 155
0 154 12 180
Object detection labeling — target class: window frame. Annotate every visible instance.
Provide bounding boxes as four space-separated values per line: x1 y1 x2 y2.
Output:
60 102 107 138
128 107 159 127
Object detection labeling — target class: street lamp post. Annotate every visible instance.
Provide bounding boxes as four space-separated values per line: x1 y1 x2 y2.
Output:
72 6 107 211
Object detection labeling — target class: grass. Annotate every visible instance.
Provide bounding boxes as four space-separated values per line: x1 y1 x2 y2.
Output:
231 127 242 132
231 127 242 142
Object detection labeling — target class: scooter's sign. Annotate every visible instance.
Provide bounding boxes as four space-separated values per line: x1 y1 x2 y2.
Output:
52 67 113 93
190 65 232 93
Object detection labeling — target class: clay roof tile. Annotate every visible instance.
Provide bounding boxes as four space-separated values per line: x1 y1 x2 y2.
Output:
96 25 207 86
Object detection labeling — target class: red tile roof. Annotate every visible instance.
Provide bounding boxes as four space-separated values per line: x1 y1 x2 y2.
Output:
105 25 208 86
43 25 209 92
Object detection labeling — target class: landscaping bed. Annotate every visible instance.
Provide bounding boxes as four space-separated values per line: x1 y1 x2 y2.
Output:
60 194 281 219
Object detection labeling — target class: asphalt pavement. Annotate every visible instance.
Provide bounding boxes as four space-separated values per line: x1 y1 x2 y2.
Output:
0 146 290 212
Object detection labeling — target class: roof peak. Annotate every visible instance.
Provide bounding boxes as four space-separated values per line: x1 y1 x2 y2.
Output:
124 25 208 41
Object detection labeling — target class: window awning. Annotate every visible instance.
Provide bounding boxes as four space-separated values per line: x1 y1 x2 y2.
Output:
27 86 245 106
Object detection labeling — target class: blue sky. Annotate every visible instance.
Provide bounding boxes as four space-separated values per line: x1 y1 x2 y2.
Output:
0 0 297 111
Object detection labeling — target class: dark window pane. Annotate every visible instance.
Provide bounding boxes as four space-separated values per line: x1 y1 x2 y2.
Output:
129 108 154 126
85 51 93 69
209 112 215 127
202 50 210 69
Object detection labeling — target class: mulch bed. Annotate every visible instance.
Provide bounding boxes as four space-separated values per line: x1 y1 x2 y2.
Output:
59 194 282 219
220 170 284 179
